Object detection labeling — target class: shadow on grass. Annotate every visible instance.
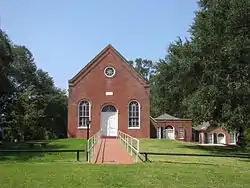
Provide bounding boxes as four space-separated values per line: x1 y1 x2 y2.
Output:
138 154 221 166
178 144 250 154
152 160 223 167
143 158 250 168
0 141 78 162
239 158 250 163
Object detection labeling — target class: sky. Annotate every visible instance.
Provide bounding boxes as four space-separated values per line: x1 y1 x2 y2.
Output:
1 0 198 90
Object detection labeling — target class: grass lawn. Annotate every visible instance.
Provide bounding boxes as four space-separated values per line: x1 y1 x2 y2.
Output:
0 162 250 188
139 139 250 167
0 138 86 162
140 138 250 154
1 138 250 187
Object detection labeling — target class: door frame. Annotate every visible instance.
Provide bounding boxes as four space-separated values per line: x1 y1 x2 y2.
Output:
100 104 118 137
217 133 225 144
165 125 175 140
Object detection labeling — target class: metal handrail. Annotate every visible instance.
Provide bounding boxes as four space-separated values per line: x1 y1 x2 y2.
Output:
118 130 140 162
87 129 101 163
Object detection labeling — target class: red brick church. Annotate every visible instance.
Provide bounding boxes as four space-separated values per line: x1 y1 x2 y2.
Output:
68 44 239 145
67 44 150 138
67 44 194 140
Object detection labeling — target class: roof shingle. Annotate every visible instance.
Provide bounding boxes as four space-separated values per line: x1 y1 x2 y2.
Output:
155 113 180 120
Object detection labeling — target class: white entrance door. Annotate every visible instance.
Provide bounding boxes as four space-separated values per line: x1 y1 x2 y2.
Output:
165 126 174 140
217 133 225 144
101 105 118 137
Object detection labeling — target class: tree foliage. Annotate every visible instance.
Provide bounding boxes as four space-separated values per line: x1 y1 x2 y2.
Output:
0 30 13 93
1 0 249 147
128 58 155 81
148 0 250 146
0 30 67 141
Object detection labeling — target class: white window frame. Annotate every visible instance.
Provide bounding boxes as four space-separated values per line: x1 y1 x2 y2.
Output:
178 126 185 139
104 66 116 78
128 100 140 129
78 100 91 129
229 131 237 145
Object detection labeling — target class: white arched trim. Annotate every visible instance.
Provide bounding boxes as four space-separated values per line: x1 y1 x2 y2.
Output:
77 100 91 129
165 125 174 129
128 100 140 129
101 104 117 112
217 132 226 144
165 125 175 140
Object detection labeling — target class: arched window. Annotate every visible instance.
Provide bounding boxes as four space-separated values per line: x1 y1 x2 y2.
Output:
102 105 117 112
178 126 185 139
78 101 91 128
128 101 140 128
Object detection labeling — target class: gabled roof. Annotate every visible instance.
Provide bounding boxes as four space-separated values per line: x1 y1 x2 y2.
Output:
68 44 149 87
150 116 160 128
192 121 211 131
154 113 192 121
155 113 180 120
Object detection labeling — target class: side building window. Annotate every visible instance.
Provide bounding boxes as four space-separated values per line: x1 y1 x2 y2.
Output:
178 126 185 139
78 100 91 128
128 101 140 128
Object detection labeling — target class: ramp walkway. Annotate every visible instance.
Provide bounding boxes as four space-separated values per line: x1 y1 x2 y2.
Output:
87 130 140 164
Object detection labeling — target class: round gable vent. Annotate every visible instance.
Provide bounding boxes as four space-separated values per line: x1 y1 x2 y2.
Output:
104 66 116 78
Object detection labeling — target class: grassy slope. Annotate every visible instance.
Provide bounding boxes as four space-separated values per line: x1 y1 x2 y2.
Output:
140 139 250 154
0 162 250 188
139 139 250 167
1 138 250 187
0 139 86 162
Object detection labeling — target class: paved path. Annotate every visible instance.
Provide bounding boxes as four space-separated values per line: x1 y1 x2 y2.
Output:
93 138 134 164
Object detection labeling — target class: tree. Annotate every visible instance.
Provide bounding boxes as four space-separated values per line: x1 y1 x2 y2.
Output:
183 0 250 146
0 32 68 141
150 0 250 147
0 30 13 93
128 58 155 81
150 38 202 118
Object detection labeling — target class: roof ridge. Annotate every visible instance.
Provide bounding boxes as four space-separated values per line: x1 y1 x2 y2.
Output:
68 44 149 86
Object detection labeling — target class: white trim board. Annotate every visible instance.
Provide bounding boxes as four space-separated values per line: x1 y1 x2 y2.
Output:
105 92 113 96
